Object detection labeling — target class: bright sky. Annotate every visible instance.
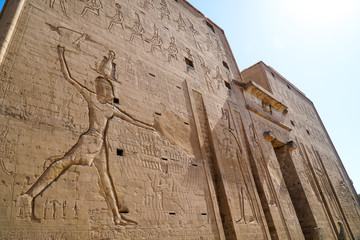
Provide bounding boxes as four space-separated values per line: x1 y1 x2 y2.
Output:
189 0 360 194
0 1 359 193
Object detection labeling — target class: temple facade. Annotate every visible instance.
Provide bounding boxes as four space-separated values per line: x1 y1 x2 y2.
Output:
0 0 359 239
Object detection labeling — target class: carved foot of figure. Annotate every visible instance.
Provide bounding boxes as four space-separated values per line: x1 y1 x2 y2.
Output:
114 214 138 226
16 194 32 218
17 194 42 223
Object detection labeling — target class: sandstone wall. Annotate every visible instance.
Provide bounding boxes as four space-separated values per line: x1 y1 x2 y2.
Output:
0 0 358 239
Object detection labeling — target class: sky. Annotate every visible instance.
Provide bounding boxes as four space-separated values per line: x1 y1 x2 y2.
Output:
0 1 359 193
189 0 360 194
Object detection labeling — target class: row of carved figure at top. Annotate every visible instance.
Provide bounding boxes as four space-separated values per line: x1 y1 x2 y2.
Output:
47 0 224 56
47 18 232 94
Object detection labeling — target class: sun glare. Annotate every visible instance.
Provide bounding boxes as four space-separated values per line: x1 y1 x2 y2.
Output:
281 0 358 27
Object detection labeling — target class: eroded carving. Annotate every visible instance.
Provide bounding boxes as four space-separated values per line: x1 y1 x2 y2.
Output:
140 0 154 10
108 3 124 32
188 19 202 51
215 38 223 57
158 0 170 20
175 13 186 32
198 55 214 92
185 48 193 62
80 0 103 16
205 33 214 52
214 66 224 90
17 46 154 226
166 36 178 62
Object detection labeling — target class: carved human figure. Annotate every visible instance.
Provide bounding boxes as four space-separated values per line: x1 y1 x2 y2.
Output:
80 0 103 16
108 3 124 31
185 48 193 62
337 221 347 240
220 109 258 224
214 66 224 89
49 0 67 15
18 46 154 225
175 13 186 32
158 0 170 20
153 163 184 214
72 33 90 51
126 13 145 43
140 0 154 10
215 38 223 56
188 19 202 51
205 33 214 51
147 25 163 54
166 36 178 62
198 55 214 92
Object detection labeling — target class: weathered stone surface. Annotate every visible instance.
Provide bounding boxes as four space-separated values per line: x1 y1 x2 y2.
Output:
0 1 359 239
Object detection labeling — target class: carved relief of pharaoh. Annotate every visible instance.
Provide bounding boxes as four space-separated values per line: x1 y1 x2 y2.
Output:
17 45 155 226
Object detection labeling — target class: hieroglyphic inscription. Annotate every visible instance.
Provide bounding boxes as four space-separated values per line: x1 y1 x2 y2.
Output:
0 128 14 176
0 231 89 240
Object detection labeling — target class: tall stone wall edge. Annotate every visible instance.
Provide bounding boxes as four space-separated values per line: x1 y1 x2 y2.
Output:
0 0 27 66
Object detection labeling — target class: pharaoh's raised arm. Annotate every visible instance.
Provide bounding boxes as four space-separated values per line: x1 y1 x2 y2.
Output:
57 45 93 98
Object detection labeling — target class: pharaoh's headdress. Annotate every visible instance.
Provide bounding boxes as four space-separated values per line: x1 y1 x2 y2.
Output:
93 50 117 81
